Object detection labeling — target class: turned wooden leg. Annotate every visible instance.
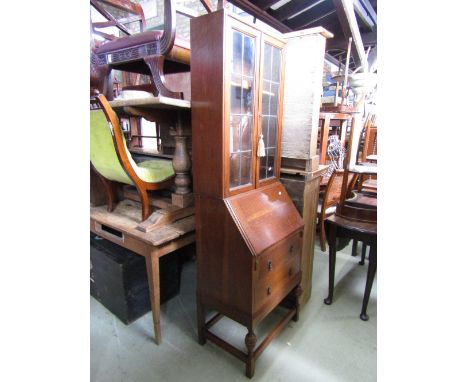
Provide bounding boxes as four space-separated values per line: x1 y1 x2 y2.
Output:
293 285 303 322
351 239 358 256
173 135 191 195
245 329 257 378
145 251 162 344
360 243 377 321
324 223 336 305
359 244 367 265
144 55 183 99
197 292 206 345
170 121 193 208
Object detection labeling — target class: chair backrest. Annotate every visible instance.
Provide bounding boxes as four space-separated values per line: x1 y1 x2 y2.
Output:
322 169 358 213
91 0 194 46
323 135 346 178
360 112 377 162
91 0 146 40
90 95 140 185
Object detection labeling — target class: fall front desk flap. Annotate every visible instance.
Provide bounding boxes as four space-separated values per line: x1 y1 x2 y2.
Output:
225 182 304 256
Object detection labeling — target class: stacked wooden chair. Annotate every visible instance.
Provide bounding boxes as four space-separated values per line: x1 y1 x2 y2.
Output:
323 115 378 321
317 169 358 251
90 0 191 100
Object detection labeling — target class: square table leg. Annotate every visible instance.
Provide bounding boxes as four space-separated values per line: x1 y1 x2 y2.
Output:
145 251 161 344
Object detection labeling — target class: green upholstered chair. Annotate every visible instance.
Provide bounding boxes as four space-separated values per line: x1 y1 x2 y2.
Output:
90 94 175 221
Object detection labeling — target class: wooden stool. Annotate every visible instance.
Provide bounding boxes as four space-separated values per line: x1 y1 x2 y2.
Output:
324 214 377 321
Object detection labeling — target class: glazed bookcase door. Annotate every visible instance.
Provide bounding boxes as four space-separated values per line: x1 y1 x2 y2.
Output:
224 17 261 197
256 34 285 187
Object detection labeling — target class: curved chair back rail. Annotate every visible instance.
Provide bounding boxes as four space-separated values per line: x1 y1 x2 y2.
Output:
94 94 174 186
318 169 358 251
90 94 175 221
91 0 147 37
91 0 192 100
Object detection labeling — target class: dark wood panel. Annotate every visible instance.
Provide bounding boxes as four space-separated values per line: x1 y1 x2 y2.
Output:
251 0 279 10
332 0 367 70
310 15 341 34
229 0 292 33
284 0 335 30
195 195 254 316
190 11 226 198
269 0 318 22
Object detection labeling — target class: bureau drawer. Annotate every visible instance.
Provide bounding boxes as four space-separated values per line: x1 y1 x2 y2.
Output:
257 232 301 280
254 255 301 312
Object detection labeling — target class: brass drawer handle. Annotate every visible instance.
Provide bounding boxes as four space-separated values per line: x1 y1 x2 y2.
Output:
267 286 272 295
268 260 273 271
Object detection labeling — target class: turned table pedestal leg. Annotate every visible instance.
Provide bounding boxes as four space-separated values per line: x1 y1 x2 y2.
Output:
170 118 193 208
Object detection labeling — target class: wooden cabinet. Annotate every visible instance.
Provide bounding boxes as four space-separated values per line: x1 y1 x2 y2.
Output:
191 9 287 199
191 9 304 378
279 28 332 306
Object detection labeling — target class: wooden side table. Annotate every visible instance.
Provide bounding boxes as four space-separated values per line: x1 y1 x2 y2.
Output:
324 214 377 321
90 200 195 344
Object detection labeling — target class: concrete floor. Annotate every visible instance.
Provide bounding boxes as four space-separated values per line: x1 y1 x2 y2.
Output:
90 240 376 382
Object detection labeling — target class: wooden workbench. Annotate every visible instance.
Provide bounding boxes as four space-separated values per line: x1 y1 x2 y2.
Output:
90 199 195 344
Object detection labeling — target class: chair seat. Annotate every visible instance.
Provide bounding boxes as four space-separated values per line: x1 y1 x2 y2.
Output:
95 30 190 53
362 179 377 190
136 159 174 183
346 193 377 209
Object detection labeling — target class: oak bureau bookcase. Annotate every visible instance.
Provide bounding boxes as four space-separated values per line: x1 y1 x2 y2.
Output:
190 9 304 378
